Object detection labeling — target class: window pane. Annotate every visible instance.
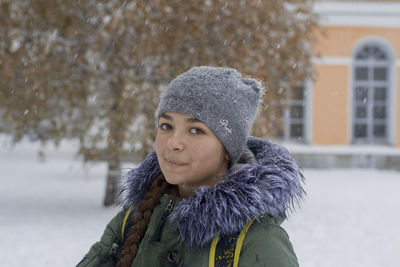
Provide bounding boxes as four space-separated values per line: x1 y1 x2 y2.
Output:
291 86 304 100
374 67 387 81
374 49 387 60
355 87 368 102
355 45 387 61
356 47 369 60
354 124 367 138
290 106 303 118
356 51 367 60
365 46 373 57
355 67 368 80
373 125 386 138
290 124 303 138
373 106 386 119
374 87 386 100
356 106 367 118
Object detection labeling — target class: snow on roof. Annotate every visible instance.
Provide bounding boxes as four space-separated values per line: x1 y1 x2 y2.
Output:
314 1 400 28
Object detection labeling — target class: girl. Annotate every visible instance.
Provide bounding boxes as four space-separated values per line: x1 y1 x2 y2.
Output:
77 66 304 267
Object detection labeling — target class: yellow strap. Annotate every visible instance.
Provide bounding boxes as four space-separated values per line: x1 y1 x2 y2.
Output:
209 218 255 267
233 218 255 267
208 233 219 267
121 208 133 241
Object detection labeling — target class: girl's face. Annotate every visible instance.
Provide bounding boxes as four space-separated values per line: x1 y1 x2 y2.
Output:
155 112 229 198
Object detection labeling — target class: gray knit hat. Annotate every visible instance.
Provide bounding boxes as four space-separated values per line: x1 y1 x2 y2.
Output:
155 66 263 165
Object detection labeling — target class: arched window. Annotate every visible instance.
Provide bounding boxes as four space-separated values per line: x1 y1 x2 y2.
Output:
352 41 392 143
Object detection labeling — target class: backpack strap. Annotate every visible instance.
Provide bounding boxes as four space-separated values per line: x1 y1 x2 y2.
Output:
233 218 255 267
109 208 135 263
121 208 134 242
209 218 256 267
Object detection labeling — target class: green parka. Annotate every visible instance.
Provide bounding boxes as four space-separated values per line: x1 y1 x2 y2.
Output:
77 137 303 267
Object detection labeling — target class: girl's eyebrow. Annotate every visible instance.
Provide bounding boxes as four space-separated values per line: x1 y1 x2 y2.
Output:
186 118 203 124
160 113 172 120
160 113 203 124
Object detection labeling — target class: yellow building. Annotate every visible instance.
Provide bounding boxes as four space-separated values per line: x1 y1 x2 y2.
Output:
288 1 400 147
284 1 400 169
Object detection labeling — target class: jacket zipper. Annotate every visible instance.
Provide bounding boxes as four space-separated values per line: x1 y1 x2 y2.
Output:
151 198 175 242
109 242 119 264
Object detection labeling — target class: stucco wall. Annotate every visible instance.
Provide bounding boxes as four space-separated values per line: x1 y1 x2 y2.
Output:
313 65 349 144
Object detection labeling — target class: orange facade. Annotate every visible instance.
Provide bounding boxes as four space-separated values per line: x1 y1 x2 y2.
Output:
313 64 349 144
316 27 400 57
312 26 400 146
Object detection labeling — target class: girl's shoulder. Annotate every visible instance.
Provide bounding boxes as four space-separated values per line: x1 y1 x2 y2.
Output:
239 215 299 267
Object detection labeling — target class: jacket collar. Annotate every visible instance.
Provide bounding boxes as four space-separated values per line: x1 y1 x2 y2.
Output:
121 136 304 247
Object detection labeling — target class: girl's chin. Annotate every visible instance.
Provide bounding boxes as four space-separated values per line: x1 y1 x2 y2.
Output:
163 174 183 185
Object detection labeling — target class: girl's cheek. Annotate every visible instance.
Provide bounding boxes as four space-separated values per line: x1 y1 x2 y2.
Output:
154 135 166 151
190 143 203 154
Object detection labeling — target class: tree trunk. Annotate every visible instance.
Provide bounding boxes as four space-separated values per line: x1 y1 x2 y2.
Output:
103 156 121 206
103 77 124 206
103 105 123 206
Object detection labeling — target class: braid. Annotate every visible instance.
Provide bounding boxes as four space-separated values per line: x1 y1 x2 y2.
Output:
116 174 176 267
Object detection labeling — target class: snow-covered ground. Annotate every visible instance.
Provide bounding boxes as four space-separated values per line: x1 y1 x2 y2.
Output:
1 136 399 267
283 168 400 267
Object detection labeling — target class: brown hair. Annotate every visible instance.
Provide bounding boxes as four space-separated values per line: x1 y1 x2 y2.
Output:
116 174 177 267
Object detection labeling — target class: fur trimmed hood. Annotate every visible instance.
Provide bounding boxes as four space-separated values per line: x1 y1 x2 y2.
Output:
121 136 304 247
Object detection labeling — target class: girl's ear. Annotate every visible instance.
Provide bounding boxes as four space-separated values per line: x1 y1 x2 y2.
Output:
225 154 230 161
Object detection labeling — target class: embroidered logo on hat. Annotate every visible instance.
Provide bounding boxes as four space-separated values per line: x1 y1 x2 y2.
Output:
219 119 232 134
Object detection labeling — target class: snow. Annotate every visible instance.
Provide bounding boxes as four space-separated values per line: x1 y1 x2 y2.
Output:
283 168 400 267
0 137 120 266
1 136 399 267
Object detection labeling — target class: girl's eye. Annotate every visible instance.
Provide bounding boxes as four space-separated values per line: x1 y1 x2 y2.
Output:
190 128 205 135
159 123 172 131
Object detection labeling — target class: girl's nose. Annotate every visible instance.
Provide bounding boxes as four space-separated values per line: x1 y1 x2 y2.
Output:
166 132 184 151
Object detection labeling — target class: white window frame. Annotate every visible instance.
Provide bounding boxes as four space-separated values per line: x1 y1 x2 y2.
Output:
282 80 312 143
350 37 396 145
